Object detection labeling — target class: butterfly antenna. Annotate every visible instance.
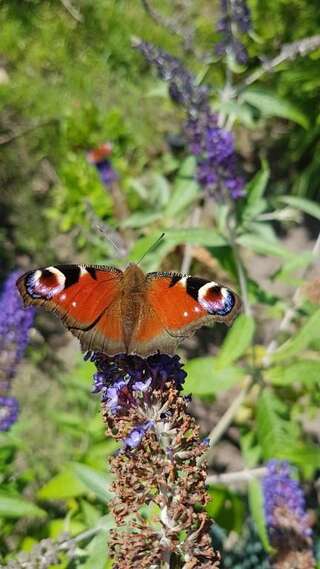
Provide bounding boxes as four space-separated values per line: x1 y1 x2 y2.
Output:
137 233 166 265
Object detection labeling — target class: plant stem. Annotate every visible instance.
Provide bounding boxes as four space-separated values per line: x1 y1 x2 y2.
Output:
207 376 252 450
225 210 251 316
239 34 320 90
207 466 267 486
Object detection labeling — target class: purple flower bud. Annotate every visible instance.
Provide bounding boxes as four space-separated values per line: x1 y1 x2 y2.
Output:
0 396 19 432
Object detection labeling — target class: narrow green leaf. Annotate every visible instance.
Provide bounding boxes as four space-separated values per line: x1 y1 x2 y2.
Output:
237 234 293 258
72 463 113 503
165 228 227 247
184 357 245 396
248 479 273 553
0 495 46 518
272 309 320 361
216 314 255 367
122 211 162 228
279 196 320 221
38 469 86 500
265 360 320 385
243 164 270 221
165 179 198 218
242 89 309 128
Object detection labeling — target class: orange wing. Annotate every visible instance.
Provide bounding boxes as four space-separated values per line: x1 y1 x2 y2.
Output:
17 264 125 353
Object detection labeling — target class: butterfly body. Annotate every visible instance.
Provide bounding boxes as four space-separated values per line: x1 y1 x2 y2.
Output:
17 263 241 356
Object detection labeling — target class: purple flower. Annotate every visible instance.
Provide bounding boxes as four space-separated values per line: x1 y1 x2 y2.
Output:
90 352 187 450
123 420 154 450
134 40 245 200
0 271 34 386
186 112 245 199
0 396 19 432
216 0 251 64
263 460 312 541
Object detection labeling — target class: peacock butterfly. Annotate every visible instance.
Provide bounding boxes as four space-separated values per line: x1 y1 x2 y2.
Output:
16 263 241 356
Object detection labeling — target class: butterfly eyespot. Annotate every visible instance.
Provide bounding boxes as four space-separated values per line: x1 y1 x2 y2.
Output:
26 267 66 299
198 284 235 316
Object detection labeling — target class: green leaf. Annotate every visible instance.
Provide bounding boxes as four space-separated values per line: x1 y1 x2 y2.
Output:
0 494 46 518
242 163 270 221
216 314 255 367
165 178 199 218
241 89 309 128
237 233 293 258
266 360 320 385
72 463 113 503
256 389 298 460
165 228 227 247
272 309 320 361
121 211 162 228
38 469 87 500
274 252 314 282
184 357 245 396
279 196 320 221
248 479 273 553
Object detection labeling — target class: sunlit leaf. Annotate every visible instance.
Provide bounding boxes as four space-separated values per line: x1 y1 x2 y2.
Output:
216 314 255 367
272 309 320 361
165 179 199 218
165 228 227 247
184 357 245 396
237 234 293 258
38 469 86 500
266 360 320 385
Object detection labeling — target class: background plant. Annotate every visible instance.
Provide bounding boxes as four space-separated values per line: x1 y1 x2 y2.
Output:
0 0 320 567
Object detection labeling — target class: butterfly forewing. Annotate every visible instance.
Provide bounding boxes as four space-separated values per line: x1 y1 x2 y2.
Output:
17 264 123 338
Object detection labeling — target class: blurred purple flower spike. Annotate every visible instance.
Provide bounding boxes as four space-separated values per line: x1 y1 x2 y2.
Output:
0 270 35 431
134 40 245 200
186 112 245 199
263 460 316 568
0 395 19 432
